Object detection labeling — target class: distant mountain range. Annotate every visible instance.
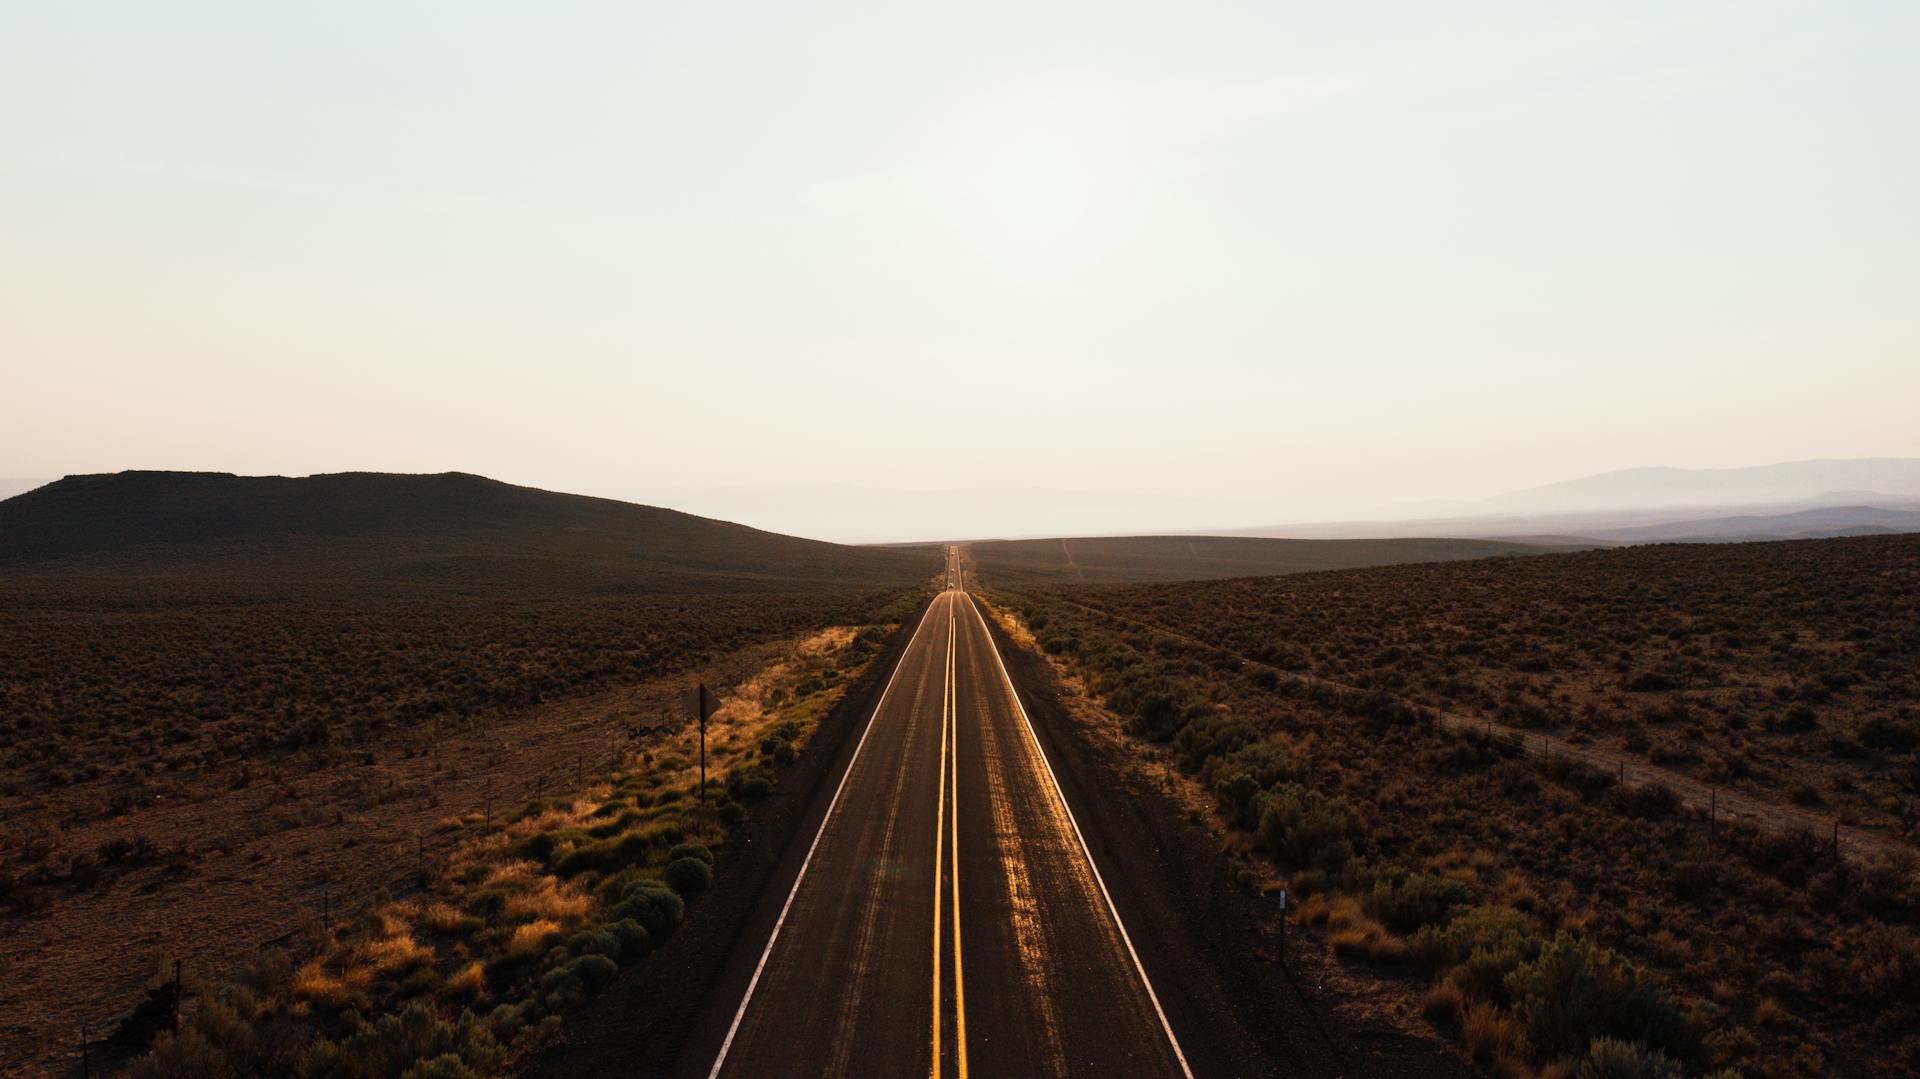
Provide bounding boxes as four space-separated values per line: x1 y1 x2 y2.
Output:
1476 458 1920 516
1563 504 1920 545
0 471 937 596
1222 458 1920 546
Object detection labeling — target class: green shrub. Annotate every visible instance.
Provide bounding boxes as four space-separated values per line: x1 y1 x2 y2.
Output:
1411 905 1542 1004
1103 668 1200 741
759 732 796 763
402 1055 481 1079
1171 713 1256 773
1506 933 1696 1062
511 828 589 863
664 855 713 895
717 801 747 826
570 926 624 959
566 954 619 991
300 1002 504 1079
1256 783 1355 871
554 830 653 877
607 918 651 963
1365 869 1475 933
539 972 586 1015
730 766 774 799
668 842 714 865
127 1000 259 1079
1207 740 1304 827
611 879 684 935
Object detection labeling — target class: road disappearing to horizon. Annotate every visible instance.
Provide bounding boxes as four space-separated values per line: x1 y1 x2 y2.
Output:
708 547 1190 1077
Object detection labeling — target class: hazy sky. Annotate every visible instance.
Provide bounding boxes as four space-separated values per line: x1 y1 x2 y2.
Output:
3 2 1916 540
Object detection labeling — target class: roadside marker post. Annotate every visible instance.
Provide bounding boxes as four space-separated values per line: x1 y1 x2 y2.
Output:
685 684 717 803
1277 889 1289 965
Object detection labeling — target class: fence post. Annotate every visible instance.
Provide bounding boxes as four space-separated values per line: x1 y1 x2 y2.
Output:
80 1023 89 1079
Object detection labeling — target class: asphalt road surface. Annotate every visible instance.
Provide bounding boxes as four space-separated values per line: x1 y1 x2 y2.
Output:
707 548 1189 1078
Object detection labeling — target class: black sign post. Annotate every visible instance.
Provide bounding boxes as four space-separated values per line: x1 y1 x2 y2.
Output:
698 683 709 803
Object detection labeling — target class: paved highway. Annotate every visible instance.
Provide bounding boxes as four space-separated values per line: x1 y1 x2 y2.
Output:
708 547 1189 1078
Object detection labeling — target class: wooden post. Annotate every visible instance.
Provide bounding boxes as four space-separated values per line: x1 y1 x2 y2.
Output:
323 890 331 933
1833 821 1841 859
698 684 709 804
80 1024 90 1079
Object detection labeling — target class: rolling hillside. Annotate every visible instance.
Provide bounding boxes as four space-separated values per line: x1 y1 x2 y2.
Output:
0 471 940 597
967 534 1563 585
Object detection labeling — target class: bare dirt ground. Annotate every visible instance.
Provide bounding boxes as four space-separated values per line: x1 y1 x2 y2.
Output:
0 630 845 1076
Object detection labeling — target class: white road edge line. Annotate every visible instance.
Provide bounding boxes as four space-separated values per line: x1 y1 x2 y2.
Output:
708 592 947 1079
960 592 1195 1079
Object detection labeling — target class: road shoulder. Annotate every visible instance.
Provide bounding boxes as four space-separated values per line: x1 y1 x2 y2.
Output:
976 599 1474 1079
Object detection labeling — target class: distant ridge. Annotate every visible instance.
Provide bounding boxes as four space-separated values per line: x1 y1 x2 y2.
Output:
1573 504 1920 544
1210 457 1920 544
0 471 937 595
1479 457 1920 515
968 534 1568 585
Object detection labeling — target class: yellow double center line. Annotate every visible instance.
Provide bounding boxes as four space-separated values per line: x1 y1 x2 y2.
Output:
931 592 969 1078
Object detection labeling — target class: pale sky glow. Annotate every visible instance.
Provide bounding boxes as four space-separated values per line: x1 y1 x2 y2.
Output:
3 3 1917 541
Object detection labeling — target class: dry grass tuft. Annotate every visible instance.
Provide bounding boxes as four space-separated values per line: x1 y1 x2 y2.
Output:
503 881 592 925
358 933 432 977
446 961 488 1000
483 860 542 889
1322 895 1406 962
291 960 365 1012
508 917 563 958
1461 998 1522 1061
1420 982 1464 1024
418 902 470 934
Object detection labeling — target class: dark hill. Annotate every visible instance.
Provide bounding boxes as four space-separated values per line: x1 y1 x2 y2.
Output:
968 534 1568 585
0 471 939 597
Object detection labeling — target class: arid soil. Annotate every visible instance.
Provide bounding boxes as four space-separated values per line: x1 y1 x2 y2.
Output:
0 629 845 1077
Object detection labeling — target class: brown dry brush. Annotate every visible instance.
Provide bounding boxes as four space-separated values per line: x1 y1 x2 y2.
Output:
998 537 1920 1078
111 622 895 1077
